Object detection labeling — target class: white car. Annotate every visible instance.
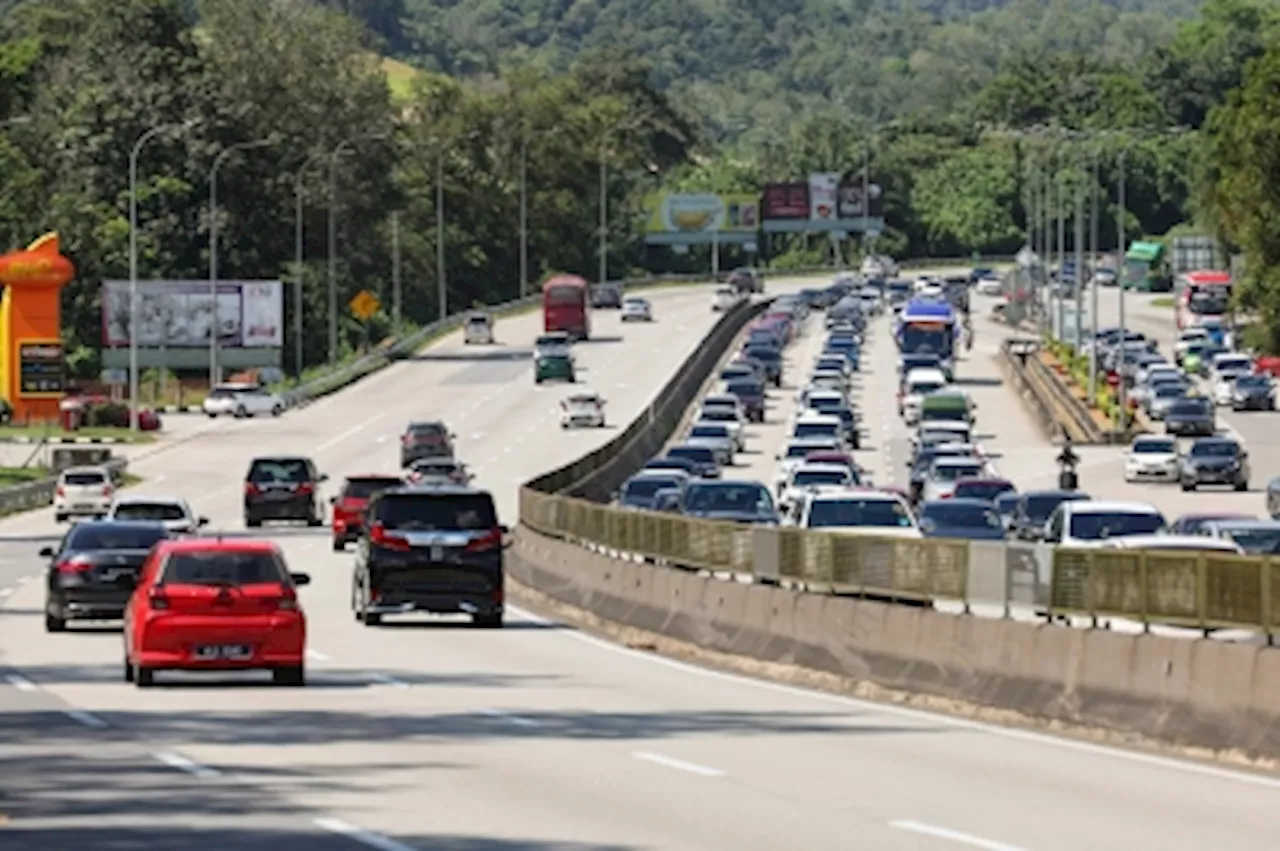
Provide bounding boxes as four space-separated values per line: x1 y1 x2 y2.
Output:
779 463 858 515
860 257 885 278
1124 435 1180 482
106 495 207 535
621 297 653 322
406 458 471 485
975 276 1002 296
899 367 949 424
463 312 494 344
1211 355 1253 405
695 405 745 449
774 437 842 493
711 286 741 311
797 490 921 537
790 411 843 446
686 421 736 465
202 382 284 418
1101 534 1244 554
53 466 116 522
560 392 606 428
921 456 988 501
806 368 848 396
1042 500 1166 548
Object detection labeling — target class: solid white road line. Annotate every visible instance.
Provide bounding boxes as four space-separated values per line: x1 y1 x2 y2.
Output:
154 750 221 779
0 588 11 597
503 605 1280 791
314 818 419 851
315 413 386 453
632 751 725 777
5 673 36 692
475 707 541 728
889 820 1027 851
64 710 108 729
369 673 409 689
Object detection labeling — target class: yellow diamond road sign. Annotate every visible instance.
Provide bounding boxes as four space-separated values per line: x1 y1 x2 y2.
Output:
349 289 380 321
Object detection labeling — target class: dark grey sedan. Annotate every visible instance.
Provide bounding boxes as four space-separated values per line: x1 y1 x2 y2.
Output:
1164 397 1216 437
1179 437 1249 492
1231 374 1275 411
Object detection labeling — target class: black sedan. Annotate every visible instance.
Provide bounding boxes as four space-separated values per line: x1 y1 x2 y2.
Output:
41 521 171 632
1180 437 1250 492
1231 374 1275 411
1164 397 1216 437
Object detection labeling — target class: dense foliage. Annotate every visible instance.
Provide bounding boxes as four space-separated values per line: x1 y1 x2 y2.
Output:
0 0 692 380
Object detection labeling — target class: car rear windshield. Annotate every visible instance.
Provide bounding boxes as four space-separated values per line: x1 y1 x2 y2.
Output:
373 493 497 531
700 408 735 421
1190 441 1237 457
1224 527 1280 555
669 446 714 463
727 381 763 396
745 348 780 362
67 524 168 551
162 550 284 585
684 484 772 514
407 423 447 437
1069 512 1164 540
1023 494 1081 521
954 481 1012 501
792 470 849 487
545 285 583 306
690 425 728 438
624 477 681 500
807 499 912 529
62 471 106 486
343 477 402 499
113 503 186 521
923 503 1001 529
249 459 310 483
794 422 837 438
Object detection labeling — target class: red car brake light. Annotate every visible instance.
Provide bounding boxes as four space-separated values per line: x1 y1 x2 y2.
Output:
370 523 411 551
56 556 93 575
277 586 299 611
102 484 114 497
245 482 261 496
465 527 503 553
148 588 169 609
296 482 314 495
55 486 65 497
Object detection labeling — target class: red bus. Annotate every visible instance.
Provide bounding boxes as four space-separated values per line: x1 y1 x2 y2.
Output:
543 274 591 340
1175 270 1233 330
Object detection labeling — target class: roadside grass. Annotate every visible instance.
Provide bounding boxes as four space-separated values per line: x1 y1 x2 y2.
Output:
1150 296 1175 308
0 466 50 488
0 425 157 444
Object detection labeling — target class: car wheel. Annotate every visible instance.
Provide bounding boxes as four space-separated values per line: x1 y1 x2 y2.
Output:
273 665 305 686
245 516 262 528
134 664 155 687
307 515 323 527
473 612 503 629
54 513 66 523
272 405 283 417
235 406 247 418
123 656 134 683
1181 480 1195 491
44 611 65 633
332 537 345 552
1236 479 1249 492
362 610 382 626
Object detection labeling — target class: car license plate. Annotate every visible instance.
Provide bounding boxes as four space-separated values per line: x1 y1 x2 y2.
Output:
74 503 94 510
193 645 251 660
430 546 444 561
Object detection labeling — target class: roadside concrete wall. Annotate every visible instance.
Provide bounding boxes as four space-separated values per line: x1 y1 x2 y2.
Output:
511 527 1280 761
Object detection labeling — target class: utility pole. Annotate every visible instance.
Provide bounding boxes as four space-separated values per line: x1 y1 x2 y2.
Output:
519 138 528 298
391 211 402 335
1056 151 1067 340
598 142 608 285
327 141 351 365
436 147 446 321
1074 166 1086 375
1116 147 1129 437
1088 144 1100 404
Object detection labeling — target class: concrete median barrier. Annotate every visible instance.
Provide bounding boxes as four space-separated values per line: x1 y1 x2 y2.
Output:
511 524 1280 761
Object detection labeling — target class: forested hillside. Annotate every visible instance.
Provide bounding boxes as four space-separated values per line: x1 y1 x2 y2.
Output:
315 0 1205 140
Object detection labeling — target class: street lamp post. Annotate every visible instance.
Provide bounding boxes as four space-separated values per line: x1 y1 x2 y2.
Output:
519 138 528 298
128 119 198 432
1088 145 1100 403
1116 147 1128 436
598 140 608 285
327 141 352 365
436 146 446 320
209 139 272 387
292 150 326 378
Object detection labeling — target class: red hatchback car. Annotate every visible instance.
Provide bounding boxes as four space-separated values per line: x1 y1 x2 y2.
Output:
123 538 310 687
331 474 404 551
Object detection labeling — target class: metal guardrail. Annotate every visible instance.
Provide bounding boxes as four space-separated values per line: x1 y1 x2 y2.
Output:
1004 338 1106 443
0 457 129 516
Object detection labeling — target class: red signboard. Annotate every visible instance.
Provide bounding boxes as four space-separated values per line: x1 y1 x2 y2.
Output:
761 183 809 220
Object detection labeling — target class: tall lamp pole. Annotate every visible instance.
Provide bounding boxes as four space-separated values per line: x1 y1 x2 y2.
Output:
1116 147 1129 436
327 140 353 365
519 138 528 299
598 140 608 285
292 150 326 378
208 139 272 388
436 145 446 321
128 119 198 432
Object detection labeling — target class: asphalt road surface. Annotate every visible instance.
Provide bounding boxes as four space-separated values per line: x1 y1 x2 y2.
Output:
1 276 1278 850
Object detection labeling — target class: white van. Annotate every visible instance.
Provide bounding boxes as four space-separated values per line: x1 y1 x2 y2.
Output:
899 367 948 425
1042 501 1166 548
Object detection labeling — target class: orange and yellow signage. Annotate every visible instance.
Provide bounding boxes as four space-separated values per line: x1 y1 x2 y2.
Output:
0 233 76 420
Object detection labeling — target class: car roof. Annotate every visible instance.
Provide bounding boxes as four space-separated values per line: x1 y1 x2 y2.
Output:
922 497 994 509
811 490 902 503
955 477 1013 486
794 411 840 422
1132 435 1176 445
113 494 185 505
1104 534 1242 551
386 483 488 496
629 470 689 481
250 455 312 463
1064 500 1162 514
60 465 109 476
793 463 852 474
1190 436 1237 446
932 456 984 467
347 472 406 478
68 519 167 532
1205 519 1280 530
906 368 947 383
156 537 277 554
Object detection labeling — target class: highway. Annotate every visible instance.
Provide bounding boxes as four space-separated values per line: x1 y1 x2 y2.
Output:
2 275 1279 849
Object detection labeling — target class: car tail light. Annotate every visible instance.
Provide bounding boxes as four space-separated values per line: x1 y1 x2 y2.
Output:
296 482 314 495
465 527 503 553
370 523 410 551
55 486 65 497
277 587 299 610
148 588 169 609
245 482 261 496
401 434 413 445
102 485 113 497
56 556 93 575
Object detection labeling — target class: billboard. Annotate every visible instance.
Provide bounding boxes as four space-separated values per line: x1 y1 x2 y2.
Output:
761 183 809 220
643 193 759 245
809 173 840 223
101 280 283 348
837 181 884 219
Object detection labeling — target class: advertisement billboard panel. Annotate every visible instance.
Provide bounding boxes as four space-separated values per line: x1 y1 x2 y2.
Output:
837 181 884 219
101 280 283 348
643 193 759 245
761 183 809 220
809 172 840 223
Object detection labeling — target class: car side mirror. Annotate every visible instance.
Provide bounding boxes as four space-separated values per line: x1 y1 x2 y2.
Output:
39 546 53 558
290 572 311 586
328 495 337 504
499 524 510 534
197 517 209 527
317 473 329 483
